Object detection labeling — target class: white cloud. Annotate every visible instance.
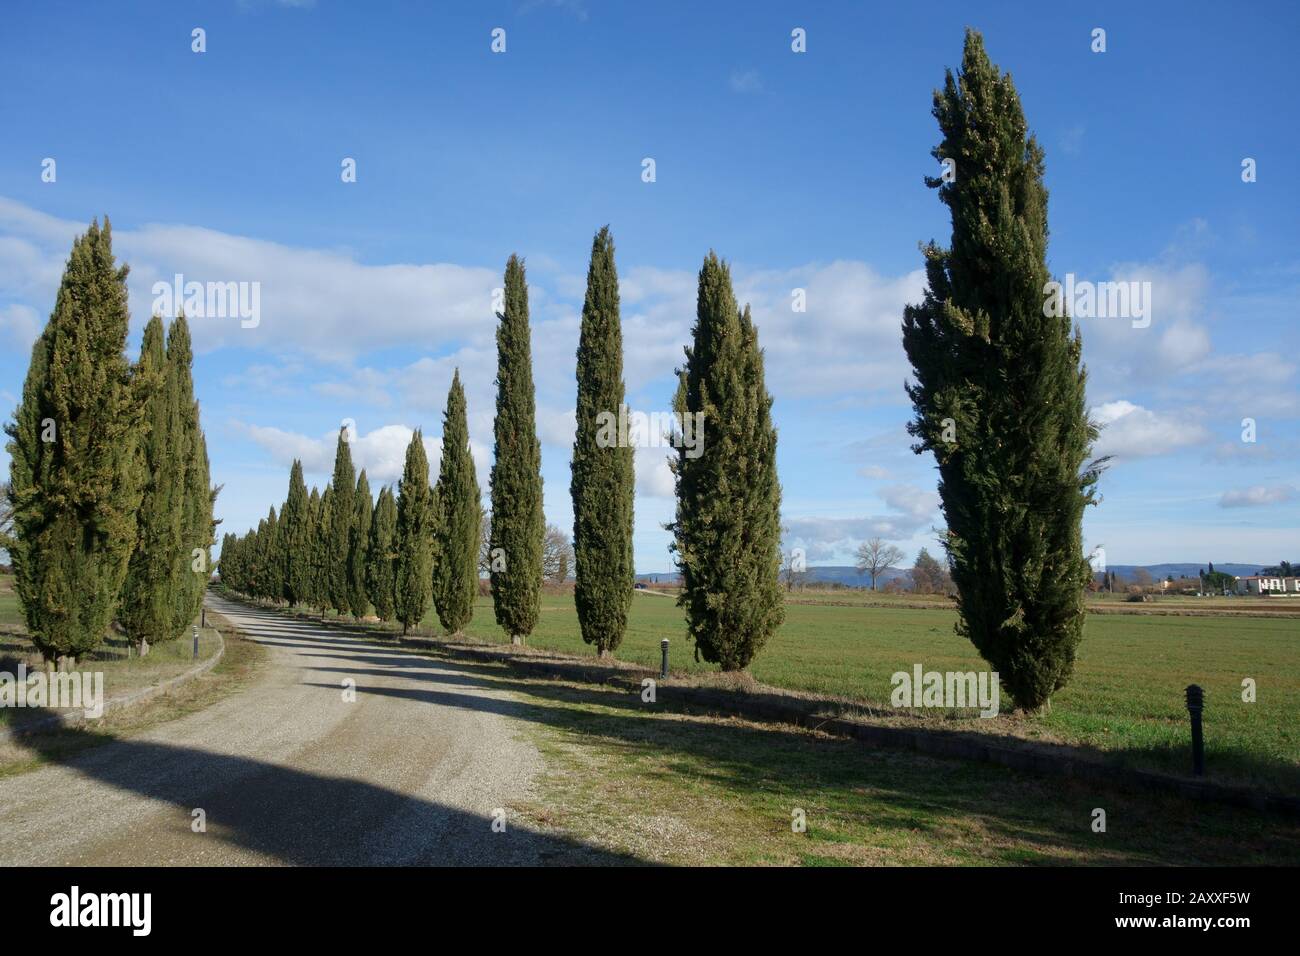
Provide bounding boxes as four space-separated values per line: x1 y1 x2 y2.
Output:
634 444 675 498
0 198 499 362
879 483 940 522
0 303 39 350
240 422 437 486
1091 400 1209 460
1219 484 1297 508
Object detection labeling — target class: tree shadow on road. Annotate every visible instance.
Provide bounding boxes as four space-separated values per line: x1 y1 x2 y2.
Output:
297 651 1300 866
6 713 641 866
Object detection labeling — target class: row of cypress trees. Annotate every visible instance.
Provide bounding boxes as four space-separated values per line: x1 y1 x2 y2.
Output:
195 29 1107 712
220 371 486 636
219 229 786 672
4 220 216 662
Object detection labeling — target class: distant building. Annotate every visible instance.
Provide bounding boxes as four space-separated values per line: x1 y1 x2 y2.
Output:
1234 576 1300 596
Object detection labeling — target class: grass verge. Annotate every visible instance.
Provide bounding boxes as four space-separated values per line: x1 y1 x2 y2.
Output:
0 605 268 778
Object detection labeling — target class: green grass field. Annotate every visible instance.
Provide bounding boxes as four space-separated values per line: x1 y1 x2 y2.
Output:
6 571 1294 796
434 590 1299 794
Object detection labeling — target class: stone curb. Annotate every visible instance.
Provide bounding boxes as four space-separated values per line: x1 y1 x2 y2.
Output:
1 625 226 742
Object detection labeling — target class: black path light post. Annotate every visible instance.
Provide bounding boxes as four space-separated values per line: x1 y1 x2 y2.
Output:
192 624 200 661
1185 684 1205 776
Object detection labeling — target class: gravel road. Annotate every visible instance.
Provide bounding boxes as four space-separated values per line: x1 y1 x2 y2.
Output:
0 594 624 866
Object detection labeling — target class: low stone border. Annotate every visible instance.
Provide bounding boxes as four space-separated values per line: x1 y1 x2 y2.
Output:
0 626 226 741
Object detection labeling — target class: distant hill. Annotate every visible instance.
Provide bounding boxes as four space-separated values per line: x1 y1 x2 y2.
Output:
1101 563 1264 580
636 562 1270 588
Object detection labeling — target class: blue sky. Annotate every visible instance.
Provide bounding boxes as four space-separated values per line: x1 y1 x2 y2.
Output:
2 0 1297 572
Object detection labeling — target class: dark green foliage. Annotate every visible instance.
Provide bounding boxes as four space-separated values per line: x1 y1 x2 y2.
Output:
901 30 1103 711
434 371 481 635
367 485 398 621
347 470 373 617
326 428 356 615
310 486 332 615
4 219 147 660
120 315 185 643
668 252 784 672
259 506 282 601
168 316 215 632
299 487 325 611
488 254 543 642
570 227 634 657
394 430 434 633
280 460 310 605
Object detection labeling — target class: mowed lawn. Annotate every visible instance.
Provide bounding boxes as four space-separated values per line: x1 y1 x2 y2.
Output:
446 591 1299 793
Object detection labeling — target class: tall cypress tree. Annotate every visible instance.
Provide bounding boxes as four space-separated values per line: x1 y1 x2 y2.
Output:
394 430 434 634
120 315 185 644
367 485 398 621
4 219 146 661
168 316 214 631
434 371 481 635
302 487 324 612
261 505 282 603
669 252 784 671
326 428 356 615
280 460 310 605
314 485 333 618
489 255 543 644
901 30 1103 711
570 226 635 658
347 469 373 618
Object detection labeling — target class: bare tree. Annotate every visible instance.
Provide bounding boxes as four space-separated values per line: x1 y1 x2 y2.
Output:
781 547 808 592
855 537 905 591
478 511 493 576
542 524 573 585
0 481 14 558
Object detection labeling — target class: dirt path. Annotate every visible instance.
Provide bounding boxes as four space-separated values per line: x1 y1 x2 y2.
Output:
0 594 625 865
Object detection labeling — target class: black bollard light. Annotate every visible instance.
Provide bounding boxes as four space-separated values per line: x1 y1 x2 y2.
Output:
660 639 669 680
192 624 199 661
1185 684 1205 776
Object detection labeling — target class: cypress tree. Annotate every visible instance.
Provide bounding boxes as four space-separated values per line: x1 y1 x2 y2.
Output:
302 487 325 613
394 430 434 634
488 255 543 644
120 315 185 644
367 485 398 621
668 252 784 671
168 316 214 631
347 469 373 618
434 371 482 635
4 219 146 661
280 460 310 605
260 506 282 602
901 29 1103 711
218 533 235 592
326 428 356 615
314 486 334 617
570 226 635 658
